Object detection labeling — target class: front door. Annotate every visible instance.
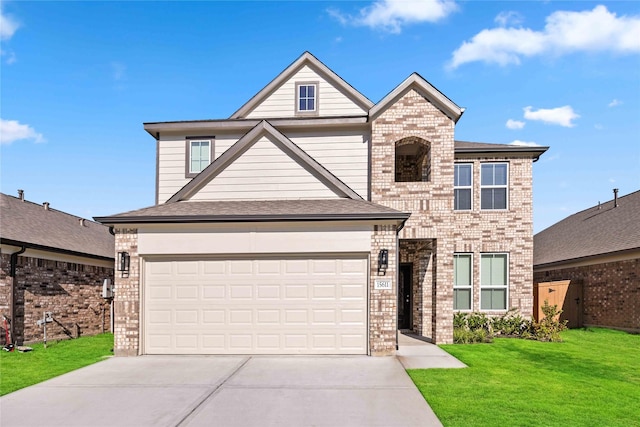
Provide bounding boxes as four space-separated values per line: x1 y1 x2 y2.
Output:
398 264 412 330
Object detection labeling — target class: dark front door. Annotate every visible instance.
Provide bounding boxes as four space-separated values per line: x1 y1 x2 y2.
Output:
398 264 412 330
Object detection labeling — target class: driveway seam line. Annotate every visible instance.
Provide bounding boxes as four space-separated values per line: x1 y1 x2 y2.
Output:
174 356 251 427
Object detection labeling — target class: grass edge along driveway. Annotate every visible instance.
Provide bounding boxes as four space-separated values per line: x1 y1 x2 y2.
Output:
408 328 640 427
0 333 113 396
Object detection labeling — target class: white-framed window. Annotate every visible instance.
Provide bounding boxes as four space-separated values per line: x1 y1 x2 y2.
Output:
481 163 508 209
454 163 472 210
454 253 472 311
186 137 213 178
480 253 508 310
296 82 318 114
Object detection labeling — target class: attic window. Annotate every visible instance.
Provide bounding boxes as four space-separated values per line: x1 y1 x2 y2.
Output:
186 136 214 178
296 82 318 116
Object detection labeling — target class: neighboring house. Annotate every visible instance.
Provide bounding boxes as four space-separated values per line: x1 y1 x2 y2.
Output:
95 52 547 356
534 189 640 332
0 191 115 345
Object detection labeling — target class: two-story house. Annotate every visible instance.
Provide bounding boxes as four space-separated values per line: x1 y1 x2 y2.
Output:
96 52 547 356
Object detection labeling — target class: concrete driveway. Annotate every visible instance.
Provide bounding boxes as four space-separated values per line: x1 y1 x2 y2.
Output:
0 355 442 427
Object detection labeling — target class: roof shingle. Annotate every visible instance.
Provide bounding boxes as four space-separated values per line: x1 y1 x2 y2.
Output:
1 193 114 260
94 199 410 224
534 190 640 267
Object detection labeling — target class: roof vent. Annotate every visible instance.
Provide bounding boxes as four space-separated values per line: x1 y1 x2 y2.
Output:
43 202 50 210
18 189 24 201
79 218 86 227
613 188 619 208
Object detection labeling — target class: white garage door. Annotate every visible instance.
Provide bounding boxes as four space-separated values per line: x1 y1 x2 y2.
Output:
144 256 368 355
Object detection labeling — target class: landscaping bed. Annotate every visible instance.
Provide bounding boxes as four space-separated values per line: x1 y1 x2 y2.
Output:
0 333 113 396
408 328 640 427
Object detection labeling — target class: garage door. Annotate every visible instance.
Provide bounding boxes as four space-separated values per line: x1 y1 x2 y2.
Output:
144 256 368 355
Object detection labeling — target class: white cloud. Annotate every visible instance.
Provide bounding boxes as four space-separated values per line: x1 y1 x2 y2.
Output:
0 119 45 144
0 8 19 41
594 123 604 130
608 98 622 107
509 140 540 147
328 0 458 34
495 11 523 27
506 119 525 130
523 105 580 127
449 5 640 68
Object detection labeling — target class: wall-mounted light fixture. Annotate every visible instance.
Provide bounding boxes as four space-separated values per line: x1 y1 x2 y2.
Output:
118 252 130 278
378 249 389 275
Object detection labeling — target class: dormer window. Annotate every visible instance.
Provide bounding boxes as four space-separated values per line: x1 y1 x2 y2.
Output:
186 137 213 178
296 82 318 115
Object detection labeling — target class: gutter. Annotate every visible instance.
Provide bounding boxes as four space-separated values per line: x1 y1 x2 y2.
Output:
0 238 113 262
9 246 26 345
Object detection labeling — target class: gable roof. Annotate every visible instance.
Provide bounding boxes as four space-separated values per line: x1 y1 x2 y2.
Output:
230 52 374 119
370 73 464 123
534 190 640 268
1 193 114 260
166 120 362 203
94 199 410 224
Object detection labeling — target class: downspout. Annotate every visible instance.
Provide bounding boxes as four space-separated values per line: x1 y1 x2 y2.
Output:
9 246 26 345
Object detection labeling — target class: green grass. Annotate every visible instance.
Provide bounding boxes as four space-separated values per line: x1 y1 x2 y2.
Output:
0 333 113 396
408 328 640 427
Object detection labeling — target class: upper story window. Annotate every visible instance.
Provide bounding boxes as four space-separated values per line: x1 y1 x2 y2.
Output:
186 137 213 178
296 82 318 115
481 163 508 210
454 164 472 210
395 137 431 182
454 253 472 311
480 253 508 310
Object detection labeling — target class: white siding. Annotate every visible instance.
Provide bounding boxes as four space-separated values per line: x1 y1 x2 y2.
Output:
157 134 242 203
289 132 368 199
157 130 369 203
188 136 338 201
246 65 366 118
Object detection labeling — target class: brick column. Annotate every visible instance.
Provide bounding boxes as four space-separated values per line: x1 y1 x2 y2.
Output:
369 224 398 356
114 228 140 356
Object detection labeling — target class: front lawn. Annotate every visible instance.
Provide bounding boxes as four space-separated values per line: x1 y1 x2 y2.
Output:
0 333 113 396
408 328 640 427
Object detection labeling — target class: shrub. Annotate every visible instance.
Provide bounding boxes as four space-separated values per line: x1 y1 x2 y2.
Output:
491 309 532 337
532 300 568 342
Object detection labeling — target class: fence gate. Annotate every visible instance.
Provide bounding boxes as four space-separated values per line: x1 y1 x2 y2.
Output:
534 280 583 328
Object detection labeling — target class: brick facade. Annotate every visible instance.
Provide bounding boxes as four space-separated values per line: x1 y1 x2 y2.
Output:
534 257 640 332
371 89 536 344
113 228 140 356
0 252 113 345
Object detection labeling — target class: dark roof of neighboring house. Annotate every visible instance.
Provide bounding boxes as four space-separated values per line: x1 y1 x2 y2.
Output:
1 193 114 260
534 190 640 268
94 199 410 224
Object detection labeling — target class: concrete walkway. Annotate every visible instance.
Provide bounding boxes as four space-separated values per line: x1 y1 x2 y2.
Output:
396 332 467 369
1 355 443 427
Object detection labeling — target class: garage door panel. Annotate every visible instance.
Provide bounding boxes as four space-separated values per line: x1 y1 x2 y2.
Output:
145 256 368 355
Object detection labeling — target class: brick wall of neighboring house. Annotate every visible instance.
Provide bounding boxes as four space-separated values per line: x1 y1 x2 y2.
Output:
534 257 640 332
371 90 536 343
0 252 114 345
113 228 140 356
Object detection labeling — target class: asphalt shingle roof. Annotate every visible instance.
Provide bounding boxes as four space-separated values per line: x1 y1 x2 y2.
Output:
534 190 640 267
1 193 114 259
94 199 410 224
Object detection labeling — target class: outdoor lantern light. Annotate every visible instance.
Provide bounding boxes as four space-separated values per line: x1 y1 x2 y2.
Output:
118 252 130 278
378 249 389 274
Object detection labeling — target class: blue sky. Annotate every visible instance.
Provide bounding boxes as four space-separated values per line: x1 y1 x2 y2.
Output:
1 1 638 233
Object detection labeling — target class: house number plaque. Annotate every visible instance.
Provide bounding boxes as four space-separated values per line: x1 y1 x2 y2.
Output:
374 279 392 290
